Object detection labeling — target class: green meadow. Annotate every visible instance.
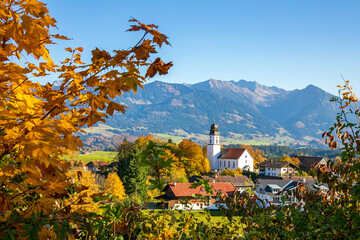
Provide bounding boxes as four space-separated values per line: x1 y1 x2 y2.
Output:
64 151 117 163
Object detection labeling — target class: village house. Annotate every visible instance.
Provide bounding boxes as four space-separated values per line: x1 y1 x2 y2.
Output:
255 179 297 206
258 161 297 177
189 175 254 192
207 123 254 172
159 182 235 210
255 177 329 207
297 156 328 173
85 161 109 172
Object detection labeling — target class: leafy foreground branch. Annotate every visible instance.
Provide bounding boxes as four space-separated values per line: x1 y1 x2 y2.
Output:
0 0 173 238
1 0 360 239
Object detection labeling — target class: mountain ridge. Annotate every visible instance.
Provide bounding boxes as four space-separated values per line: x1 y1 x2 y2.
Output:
80 78 338 146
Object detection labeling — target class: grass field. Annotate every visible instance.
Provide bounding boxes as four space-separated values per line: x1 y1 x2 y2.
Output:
143 210 243 234
64 151 117 163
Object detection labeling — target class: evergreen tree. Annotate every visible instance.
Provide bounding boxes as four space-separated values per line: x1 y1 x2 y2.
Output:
116 142 148 202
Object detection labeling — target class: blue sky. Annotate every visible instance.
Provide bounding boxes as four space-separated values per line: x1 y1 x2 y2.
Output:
43 0 360 95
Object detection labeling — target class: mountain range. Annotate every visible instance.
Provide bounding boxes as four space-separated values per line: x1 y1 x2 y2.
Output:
85 78 338 147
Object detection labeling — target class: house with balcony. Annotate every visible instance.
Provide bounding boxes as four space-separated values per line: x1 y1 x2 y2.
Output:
258 161 297 177
255 179 297 206
255 177 329 207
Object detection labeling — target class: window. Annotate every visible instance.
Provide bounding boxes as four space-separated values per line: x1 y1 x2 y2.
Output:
268 167 270 170
273 197 280 203
245 159 247 163
209 138 212 144
228 161 230 168
245 155 247 158
273 189 279 193
233 162 235 168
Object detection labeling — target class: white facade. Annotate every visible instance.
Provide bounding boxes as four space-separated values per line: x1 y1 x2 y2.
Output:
218 150 254 172
255 180 297 207
207 130 221 171
263 167 282 177
259 164 295 177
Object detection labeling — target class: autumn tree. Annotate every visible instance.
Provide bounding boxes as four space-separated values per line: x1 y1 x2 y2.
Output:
278 155 300 167
220 167 242 176
104 172 126 200
66 168 100 213
0 0 172 238
177 139 210 176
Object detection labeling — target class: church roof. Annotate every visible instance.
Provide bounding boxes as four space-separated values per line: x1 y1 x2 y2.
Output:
218 148 246 159
209 123 219 135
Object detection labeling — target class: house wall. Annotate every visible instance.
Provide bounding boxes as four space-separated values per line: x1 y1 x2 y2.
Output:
207 142 221 170
256 183 298 207
218 150 254 172
238 150 254 171
264 167 282 176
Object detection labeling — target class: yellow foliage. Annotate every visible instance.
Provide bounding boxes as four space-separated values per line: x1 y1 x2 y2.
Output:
66 168 99 213
279 155 300 167
0 0 171 236
178 139 210 176
221 168 242 176
105 172 126 200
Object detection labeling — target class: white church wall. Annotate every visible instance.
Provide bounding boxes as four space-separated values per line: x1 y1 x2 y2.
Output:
238 150 254 171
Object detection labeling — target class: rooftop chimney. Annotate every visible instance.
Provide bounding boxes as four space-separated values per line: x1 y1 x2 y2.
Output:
173 181 176 186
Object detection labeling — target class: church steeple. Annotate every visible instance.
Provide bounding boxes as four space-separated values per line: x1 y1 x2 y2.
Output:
209 123 219 136
208 122 220 145
207 123 221 170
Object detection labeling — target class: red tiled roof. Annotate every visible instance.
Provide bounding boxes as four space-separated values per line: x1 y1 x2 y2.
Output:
221 148 246 159
202 175 254 187
166 182 235 197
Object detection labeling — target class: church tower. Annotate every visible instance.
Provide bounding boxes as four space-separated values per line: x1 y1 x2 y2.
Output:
207 123 221 170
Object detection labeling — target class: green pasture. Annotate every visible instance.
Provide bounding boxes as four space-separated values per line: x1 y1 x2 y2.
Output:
64 151 117 163
143 210 243 234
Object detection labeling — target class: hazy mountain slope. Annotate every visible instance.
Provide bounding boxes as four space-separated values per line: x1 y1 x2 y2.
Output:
81 79 338 144
259 84 337 137
106 81 282 138
191 79 287 107
190 79 337 139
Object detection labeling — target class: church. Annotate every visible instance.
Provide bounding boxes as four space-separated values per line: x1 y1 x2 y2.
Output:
207 123 254 172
